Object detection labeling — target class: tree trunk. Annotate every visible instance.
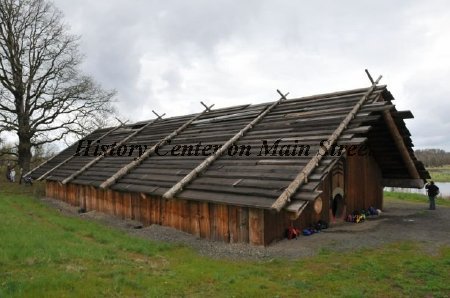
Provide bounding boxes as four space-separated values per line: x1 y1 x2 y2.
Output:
18 134 32 172
16 89 32 172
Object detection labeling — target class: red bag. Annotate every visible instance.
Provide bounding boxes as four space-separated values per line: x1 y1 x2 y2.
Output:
287 226 300 239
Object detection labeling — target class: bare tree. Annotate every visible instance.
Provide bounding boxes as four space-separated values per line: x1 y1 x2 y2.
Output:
0 0 115 171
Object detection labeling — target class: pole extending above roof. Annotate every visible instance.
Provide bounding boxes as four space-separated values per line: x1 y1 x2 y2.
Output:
200 101 213 112
98 102 215 189
365 68 420 181
163 90 289 199
61 114 164 185
152 110 166 120
365 69 375 84
271 71 383 212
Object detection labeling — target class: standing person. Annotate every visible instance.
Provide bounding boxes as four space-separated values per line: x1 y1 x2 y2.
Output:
6 162 12 182
10 168 16 183
425 181 440 210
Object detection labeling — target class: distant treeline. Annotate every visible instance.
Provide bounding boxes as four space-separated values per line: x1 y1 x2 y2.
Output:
415 149 450 167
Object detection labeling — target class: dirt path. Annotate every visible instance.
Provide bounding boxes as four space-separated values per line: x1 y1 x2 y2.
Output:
41 197 450 260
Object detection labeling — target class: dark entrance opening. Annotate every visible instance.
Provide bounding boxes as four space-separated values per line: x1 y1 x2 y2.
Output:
331 194 345 218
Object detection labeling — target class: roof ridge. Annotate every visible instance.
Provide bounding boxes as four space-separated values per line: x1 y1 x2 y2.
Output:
97 86 388 131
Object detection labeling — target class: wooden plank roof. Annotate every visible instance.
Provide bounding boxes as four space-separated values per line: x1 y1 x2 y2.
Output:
28 85 429 211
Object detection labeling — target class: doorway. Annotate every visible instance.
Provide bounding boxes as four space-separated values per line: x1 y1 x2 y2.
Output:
331 193 345 218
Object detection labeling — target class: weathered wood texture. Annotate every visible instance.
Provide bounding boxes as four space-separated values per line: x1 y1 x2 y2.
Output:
318 174 332 222
44 181 316 245
45 181 290 245
345 153 383 211
31 86 428 213
310 153 383 227
163 91 288 199
271 76 382 211
44 148 384 246
31 85 429 221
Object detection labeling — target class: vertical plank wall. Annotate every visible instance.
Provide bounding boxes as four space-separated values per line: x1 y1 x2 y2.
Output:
261 152 384 244
44 152 384 246
45 181 276 245
345 153 383 211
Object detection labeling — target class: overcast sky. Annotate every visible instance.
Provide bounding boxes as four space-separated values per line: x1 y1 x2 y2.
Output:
50 0 450 150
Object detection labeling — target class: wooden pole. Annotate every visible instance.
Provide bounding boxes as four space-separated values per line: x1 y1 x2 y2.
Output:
368 67 420 181
36 125 121 181
200 101 214 112
163 91 289 199
365 69 375 84
61 119 159 185
382 110 421 180
99 104 214 189
152 110 165 120
23 153 59 178
271 75 382 212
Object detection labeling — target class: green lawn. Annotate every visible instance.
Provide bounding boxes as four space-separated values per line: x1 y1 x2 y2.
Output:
384 191 450 207
428 165 450 182
1 182 450 297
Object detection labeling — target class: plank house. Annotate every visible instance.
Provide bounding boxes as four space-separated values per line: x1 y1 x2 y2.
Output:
27 81 429 245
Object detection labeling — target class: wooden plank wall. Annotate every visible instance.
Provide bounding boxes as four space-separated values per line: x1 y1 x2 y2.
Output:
44 154 384 246
263 202 322 245
265 152 383 244
45 180 329 245
346 153 383 212
45 181 270 245
319 174 332 222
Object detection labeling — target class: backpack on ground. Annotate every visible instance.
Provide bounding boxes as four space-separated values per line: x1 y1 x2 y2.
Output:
286 226 301 240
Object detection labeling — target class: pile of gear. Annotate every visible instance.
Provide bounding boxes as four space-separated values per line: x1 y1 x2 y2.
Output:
346 206 381 223
286 220 329 239
302 220 329 236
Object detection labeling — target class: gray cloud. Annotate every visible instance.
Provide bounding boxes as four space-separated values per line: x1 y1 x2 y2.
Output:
51 0 450 150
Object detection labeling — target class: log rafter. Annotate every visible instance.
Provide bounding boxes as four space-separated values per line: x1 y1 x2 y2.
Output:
36 126 121 181
271 75 383 212
382 110 421 181
61 119 161 185
99 104 214 189
163 90 289 199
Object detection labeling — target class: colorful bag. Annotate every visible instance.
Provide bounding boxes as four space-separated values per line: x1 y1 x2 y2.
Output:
302 228 313 236
286 226 301 239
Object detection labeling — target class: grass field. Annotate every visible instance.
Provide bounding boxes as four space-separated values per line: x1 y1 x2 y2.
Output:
427 165 450 182
384 191 450 207
1 181 450 297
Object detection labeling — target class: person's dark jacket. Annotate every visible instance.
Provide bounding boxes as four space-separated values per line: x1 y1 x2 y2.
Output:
426 184 439 197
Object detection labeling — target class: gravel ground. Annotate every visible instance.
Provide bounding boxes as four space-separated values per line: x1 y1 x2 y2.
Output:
41 197 450 260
